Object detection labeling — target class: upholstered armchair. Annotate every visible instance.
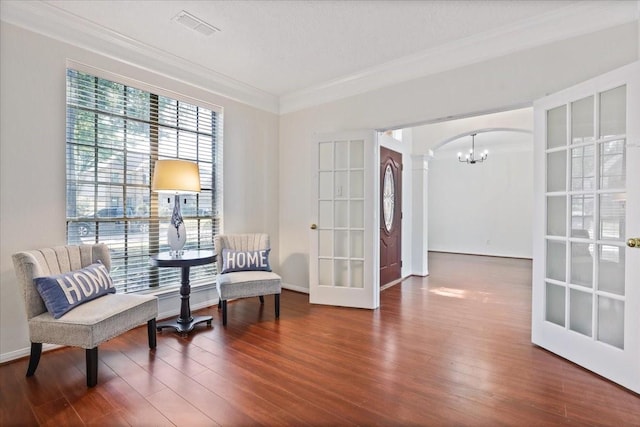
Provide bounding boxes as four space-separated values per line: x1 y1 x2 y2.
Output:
12 244 158 387
214 234 281 326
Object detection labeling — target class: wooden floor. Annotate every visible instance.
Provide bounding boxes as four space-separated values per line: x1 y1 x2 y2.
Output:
1 252 638 426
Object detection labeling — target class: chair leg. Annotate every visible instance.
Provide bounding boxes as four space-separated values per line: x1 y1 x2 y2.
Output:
222 300 227 326
147 319 157 349
86 347 98 388
218 299 222 310
275 294 280 319
26 342 42 377
259 295 264 304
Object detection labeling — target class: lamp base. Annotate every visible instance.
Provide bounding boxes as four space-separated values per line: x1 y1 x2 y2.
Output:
168 194 186 255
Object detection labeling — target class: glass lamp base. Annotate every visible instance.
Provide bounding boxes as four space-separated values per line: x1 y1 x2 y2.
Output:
168 222 186 255
168 194 186 255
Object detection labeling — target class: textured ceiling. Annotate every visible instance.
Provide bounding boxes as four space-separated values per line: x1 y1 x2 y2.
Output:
40 0 583 96
2 0 637 113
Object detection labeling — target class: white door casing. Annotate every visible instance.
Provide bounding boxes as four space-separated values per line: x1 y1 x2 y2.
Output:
310 131 380 309
532 61 640 393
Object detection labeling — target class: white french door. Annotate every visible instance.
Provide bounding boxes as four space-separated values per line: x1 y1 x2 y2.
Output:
532 61 640 393
309 131 379 309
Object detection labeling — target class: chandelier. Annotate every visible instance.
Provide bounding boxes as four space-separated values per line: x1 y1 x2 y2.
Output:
458 133 488 164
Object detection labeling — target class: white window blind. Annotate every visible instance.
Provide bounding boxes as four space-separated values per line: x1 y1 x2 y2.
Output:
66 69 222 293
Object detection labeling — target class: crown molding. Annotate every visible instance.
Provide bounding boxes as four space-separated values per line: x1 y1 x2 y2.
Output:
0 1 280 114
279 1 639 114
2 1 638 116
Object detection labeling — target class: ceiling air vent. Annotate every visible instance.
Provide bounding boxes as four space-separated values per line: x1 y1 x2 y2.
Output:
173 10 220 36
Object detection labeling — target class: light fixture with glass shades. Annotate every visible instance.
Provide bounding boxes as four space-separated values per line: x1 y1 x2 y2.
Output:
152 159 201 255
458 133 488 164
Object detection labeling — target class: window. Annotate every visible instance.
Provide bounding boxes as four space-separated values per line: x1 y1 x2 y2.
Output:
66 69 222 293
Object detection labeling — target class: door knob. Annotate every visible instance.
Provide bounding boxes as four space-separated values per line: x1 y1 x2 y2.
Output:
310 224 317 230
628 238 640 248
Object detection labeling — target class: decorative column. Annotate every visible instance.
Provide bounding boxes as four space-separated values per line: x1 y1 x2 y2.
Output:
411 154 429 276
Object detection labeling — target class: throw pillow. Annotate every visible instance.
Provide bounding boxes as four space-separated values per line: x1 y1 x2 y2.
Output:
221 248 271 273
34 261 115 319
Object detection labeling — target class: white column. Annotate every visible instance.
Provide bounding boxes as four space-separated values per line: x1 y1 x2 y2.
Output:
411 155 429 276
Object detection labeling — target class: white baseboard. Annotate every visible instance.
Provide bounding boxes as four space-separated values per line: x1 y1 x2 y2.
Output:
282 282 309 294
0 283 306 364
0 285 220 365
0 343 62 364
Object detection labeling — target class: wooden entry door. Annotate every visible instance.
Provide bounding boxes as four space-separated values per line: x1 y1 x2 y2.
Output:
380 146 402 286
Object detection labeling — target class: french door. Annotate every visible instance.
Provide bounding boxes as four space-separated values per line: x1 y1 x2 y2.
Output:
309 131 379 309
532 61 640 393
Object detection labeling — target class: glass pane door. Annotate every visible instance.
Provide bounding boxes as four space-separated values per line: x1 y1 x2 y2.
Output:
533 61 640 394
544 87 627 347
310 131 378 309
317 139 365 288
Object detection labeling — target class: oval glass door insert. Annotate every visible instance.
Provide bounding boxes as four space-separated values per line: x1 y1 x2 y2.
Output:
383 164 395 232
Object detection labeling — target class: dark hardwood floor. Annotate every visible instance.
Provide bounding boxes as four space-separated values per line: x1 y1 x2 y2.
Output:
1 252 638 426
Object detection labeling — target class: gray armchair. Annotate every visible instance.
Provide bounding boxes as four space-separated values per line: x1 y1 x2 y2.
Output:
12 244 158 387
215 234 281 326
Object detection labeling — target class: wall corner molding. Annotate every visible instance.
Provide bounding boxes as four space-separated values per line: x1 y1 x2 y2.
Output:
2 1 637 115
1 1 280 114
279 1 639 114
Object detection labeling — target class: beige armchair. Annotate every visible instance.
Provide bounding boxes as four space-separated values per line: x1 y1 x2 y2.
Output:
12 244 158 387
215 234 281 326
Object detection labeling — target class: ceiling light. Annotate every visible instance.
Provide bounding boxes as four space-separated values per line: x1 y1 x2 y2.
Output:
457 133 488 164
173 10 220 36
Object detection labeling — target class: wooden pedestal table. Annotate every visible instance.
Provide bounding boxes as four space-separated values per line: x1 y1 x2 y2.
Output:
150 250 216 335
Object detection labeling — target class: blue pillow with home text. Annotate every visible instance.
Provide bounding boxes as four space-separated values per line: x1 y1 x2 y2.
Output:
34 260 115 319
221 248 271 273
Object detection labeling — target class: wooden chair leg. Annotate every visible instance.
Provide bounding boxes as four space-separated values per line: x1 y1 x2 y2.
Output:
218 299 222 309
259 295 264 304
147 319 157 349
222 300 227 326
86 347 98 388
275 294 280 319
26 342 42 377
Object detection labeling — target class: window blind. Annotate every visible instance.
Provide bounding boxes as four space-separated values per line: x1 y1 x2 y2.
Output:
66 69 222 293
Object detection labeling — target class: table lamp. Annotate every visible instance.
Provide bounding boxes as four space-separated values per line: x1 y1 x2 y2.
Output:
152 159 201 254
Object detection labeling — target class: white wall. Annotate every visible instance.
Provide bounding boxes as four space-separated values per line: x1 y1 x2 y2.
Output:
427 146 533 258
413 108 534 258
279 22 638 290
0 22 279 360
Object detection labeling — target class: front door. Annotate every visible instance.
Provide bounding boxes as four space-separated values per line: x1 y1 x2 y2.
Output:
532 61 640 393
309 131 380 309
380 146 402 287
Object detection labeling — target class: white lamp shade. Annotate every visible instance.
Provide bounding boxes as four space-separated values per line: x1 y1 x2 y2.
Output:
152 160 201 194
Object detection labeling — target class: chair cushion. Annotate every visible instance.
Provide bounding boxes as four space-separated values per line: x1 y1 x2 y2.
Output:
217 271 281 300
221 248 271 273
34 261 115 319
28 293 158 349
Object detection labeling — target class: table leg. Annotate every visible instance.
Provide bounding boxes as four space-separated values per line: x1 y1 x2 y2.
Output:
179 266 193 323
157 265 213 334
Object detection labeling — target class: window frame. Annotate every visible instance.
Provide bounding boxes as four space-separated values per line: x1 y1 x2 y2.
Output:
65 63 223 293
